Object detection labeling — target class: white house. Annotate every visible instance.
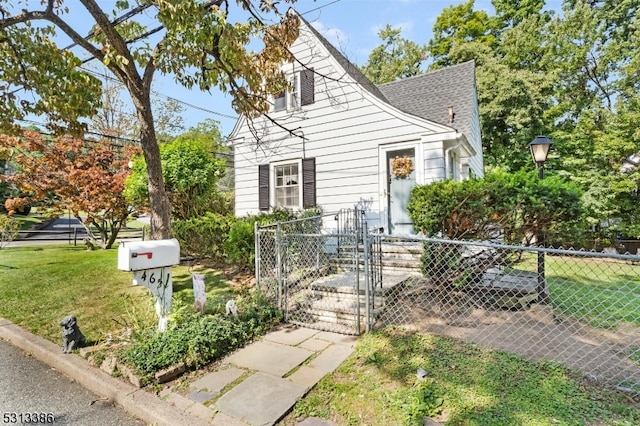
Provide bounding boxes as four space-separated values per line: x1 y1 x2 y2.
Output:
229 11 484 234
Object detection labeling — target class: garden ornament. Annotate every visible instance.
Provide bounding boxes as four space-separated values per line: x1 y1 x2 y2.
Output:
58 315 86 354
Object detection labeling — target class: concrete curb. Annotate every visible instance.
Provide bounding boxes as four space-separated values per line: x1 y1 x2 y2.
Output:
0 317 208 426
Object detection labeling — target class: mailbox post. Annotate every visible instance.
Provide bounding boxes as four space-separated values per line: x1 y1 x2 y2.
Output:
117 239 180 332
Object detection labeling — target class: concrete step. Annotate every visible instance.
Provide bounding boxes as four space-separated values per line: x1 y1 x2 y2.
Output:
301 306 384 327
308 296 385 312
288 320 361 335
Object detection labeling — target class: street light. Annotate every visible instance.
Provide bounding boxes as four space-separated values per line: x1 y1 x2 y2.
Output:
530 135 553 177
529 135 553 304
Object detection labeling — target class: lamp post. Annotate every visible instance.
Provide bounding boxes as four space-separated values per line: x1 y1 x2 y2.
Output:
529 135 553 304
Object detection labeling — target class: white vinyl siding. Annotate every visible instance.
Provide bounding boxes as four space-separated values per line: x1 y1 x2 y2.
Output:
231 19 482 228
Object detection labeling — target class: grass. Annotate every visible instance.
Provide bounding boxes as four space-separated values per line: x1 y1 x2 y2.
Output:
284 327 640 426
0 244 232 345
3 243 640 424
514 253 640 328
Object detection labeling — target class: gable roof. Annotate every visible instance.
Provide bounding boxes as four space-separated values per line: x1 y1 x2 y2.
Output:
378 60 477 139
298 12 389 103
298 10 476 138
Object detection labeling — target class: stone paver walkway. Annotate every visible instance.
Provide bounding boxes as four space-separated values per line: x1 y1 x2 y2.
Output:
159 325 356 425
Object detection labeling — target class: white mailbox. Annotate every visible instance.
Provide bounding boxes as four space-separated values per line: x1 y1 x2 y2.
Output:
117 239 180 271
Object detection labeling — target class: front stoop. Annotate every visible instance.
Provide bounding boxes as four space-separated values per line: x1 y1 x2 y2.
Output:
288 271 411 334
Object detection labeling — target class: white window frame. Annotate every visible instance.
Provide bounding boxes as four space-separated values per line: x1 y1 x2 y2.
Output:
272 72 302 112
271 159 303 210
450 150 460 181
289 73 300 110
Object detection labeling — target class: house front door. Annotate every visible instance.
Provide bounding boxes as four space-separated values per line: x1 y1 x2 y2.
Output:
387 148 416 234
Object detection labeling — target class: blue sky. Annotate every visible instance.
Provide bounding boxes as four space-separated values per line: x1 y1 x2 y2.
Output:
170 0 498 136
12 0 561 139
166 0 563 138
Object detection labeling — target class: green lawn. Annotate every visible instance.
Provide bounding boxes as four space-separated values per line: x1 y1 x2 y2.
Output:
513 253 640 328
0 244 231 344
283 327 640 426
2 244 640 425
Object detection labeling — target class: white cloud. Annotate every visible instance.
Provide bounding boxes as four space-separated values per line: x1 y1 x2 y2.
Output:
310 21 350 47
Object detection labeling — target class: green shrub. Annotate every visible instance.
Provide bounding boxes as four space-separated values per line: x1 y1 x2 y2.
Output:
121 290 281 381
224 207 322 272
408 168 584 245
0 214 19 249
172 213 234 262
225 217 257 271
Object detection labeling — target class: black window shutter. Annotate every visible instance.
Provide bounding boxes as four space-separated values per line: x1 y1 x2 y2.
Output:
302 158 316 208
301 68 315 106
258 164 270 211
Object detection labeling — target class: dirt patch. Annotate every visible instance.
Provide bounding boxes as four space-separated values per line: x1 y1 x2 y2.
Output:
378 285 640 390
222 268 256 290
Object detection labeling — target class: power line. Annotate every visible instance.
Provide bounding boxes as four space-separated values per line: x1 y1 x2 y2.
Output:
7 1 341 132
7 3 154 96
79 66 238 120
61 3 153 51
300 0 343 17
16 118 140 145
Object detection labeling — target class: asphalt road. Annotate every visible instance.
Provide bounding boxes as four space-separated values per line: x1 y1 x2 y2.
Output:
0 339 144 426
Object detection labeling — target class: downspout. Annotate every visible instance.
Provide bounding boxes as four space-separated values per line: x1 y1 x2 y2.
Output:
444 134 463 180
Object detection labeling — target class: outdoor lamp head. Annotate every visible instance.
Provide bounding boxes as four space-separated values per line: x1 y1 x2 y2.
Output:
530 135 553 165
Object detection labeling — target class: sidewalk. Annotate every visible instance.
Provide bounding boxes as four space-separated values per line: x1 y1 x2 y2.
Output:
0 317 354 425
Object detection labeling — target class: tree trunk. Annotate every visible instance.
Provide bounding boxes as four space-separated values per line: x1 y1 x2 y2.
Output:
134 92 172 240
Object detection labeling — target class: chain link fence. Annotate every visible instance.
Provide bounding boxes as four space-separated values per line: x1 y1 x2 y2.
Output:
255 210 640 391
255 210 377 335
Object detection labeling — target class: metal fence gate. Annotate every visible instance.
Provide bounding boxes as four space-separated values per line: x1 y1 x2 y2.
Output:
255 209 382 335
256 210 640 391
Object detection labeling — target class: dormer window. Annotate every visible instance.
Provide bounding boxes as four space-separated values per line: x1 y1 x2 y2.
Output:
273 68 314 112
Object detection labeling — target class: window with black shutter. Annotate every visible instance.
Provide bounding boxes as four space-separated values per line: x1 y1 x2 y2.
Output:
300 68 315 106
258 159 316 211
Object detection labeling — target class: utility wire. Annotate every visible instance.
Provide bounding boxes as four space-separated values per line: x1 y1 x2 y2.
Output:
80 66 238 120
17 118 140 145
61 3 153 51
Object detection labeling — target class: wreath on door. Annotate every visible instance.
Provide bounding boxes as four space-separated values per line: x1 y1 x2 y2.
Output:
391 155 414 179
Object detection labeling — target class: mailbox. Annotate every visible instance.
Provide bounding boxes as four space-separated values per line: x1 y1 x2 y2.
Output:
117 239 180 271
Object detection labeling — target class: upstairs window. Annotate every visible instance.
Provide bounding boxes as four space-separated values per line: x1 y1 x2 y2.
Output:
273 68 314 112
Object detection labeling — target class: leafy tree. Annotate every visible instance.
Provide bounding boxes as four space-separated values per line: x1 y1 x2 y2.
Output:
419 0 640 238
174 118 234 193
173 118 223 152
89 72 185 143
89 73 140 142
491 0 547 29
0 0 300 240
428 0 498 69
0 130 137 248
125 137 227 221
360 25 428 84
449 42 553 170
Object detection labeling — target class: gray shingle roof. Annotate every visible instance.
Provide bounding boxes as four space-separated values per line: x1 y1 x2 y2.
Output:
378 61 476 137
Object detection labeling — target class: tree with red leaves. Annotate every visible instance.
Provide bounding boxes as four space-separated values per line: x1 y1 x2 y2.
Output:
0 130 139 248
